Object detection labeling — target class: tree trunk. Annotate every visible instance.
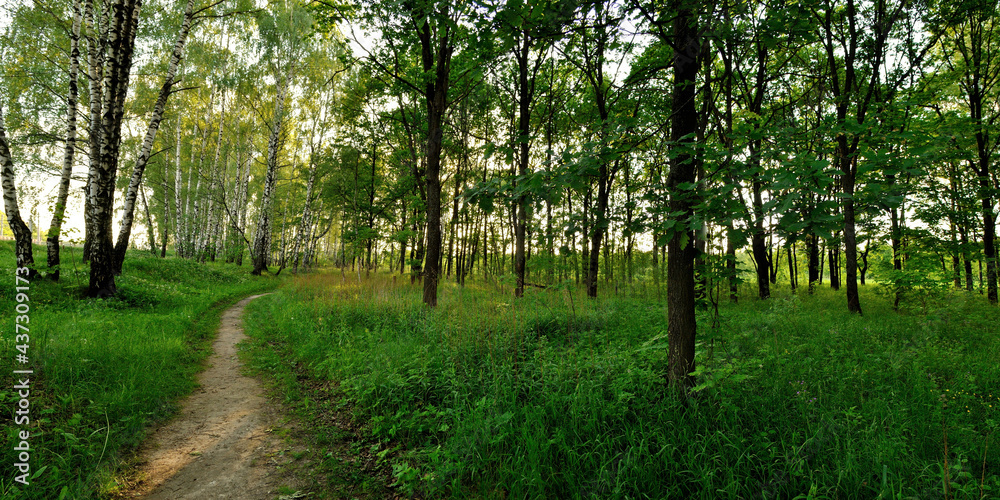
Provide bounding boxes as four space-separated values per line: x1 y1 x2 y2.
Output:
726 222 738 302
399 198 407 274
83 0 106 264
513 32 533 298
0 104 36 273
237 141 252 265
588 171 611 298
113 0 195 273
972 99 997 303
198 89 226 263
787 241 797 291
979 172 998 303
252 64 294 275
828 237 840 291
161 159 170 257
841 162 860 312
859 241 871 285
140 182 156 254
750 168 769 298
173 120 184 256
292 157 318 274
666 1 699 389
88 0 142 298
47 0 84 280
417 13 455 308
747 42 770 299
585 94 613 299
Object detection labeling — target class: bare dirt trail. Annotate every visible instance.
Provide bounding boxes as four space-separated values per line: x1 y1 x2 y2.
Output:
122 293 308 499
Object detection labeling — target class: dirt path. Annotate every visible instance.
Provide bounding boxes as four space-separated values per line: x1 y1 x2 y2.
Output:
122 294 307 499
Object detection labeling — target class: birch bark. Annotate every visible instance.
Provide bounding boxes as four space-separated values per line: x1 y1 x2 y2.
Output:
112 0 196 273
46 0 85 280
251 63 295 275
88 0 142 297
0 103 35 274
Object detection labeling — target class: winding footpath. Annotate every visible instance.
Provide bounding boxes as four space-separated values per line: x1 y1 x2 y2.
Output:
124 294 307 499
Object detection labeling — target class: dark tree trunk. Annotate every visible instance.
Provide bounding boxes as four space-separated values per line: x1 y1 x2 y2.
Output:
807 232 820 292
513 32 532 298
726 223 738 302
666 1 699 389
859 241 871 285
407 11 455 306
787 241 797 291
588 167 610 298
979 172 997 303
422 95 446 306
747 41 770 299
580 186 589 285
828 239 841 291
751 229 769 298
961 226 974 291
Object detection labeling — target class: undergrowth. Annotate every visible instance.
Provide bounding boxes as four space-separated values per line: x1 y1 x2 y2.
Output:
243 271 1000 499
0 242 279 499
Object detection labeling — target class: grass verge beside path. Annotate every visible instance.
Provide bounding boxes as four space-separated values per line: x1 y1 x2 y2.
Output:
245 270 1000 499
242 292 396 500
0 242 280 499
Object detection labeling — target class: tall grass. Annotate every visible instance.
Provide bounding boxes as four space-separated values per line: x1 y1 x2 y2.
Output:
244 271 1000 499
0 242 279 499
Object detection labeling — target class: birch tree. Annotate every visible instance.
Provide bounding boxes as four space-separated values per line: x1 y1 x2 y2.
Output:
46 0 85 281
87 0 142 297
250 2 311 275
0 103 35 274
112 0 200 274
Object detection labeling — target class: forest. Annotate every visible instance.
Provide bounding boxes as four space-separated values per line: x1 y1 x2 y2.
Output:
1 0 999 498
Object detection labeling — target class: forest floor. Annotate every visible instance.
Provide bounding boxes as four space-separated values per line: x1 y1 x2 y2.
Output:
117 294 312 499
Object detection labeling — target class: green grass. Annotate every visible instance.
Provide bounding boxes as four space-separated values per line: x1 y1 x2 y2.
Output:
0 241 280 499
243 271 1000 499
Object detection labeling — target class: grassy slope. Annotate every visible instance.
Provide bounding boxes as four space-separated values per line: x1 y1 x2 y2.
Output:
244 271 1000 499
0 241 279 499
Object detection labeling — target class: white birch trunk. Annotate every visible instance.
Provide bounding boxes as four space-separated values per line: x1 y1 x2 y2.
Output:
174 120 185 256
46 0 84 279
236 143 251 265
88 0 142 297
197 87 225 261
0 103 35 272
112 0 196 273
161 157 170 256
251 63 295 274
188 97 211 258
83 0 105 262
140 181 156 253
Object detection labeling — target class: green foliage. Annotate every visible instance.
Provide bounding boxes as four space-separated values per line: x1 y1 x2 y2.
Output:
872 244 954 313
0 241 280 499
245 273 1000 499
